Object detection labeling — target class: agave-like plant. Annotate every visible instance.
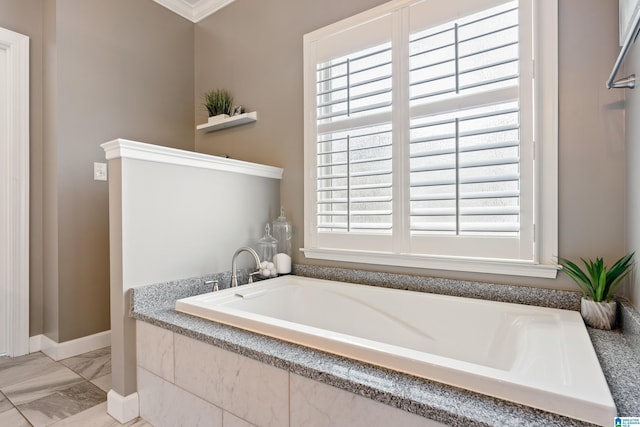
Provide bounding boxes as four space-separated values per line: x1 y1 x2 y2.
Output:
203 89 233 117
558 252 635 302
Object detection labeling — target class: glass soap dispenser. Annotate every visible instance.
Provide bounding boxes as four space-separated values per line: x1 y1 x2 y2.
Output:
257 223 278 277
272 207 292 274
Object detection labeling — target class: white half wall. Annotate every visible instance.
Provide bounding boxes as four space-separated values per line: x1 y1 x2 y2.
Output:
103 139 282 421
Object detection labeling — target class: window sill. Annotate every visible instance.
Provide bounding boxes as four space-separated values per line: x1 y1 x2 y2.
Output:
300 248 559 279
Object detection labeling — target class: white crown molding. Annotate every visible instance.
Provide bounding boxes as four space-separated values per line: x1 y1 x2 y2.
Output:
152 0 236 23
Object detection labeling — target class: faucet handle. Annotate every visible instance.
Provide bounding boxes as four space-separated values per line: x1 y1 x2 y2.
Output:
204 279 219 292
247 271 261 284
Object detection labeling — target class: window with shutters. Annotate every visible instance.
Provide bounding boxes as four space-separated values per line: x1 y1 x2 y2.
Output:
303 0 558 278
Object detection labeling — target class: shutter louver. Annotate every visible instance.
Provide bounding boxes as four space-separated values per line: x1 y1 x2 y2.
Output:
317 126 393 233
408 2 520 237
305 0 540 263
315 43 393 234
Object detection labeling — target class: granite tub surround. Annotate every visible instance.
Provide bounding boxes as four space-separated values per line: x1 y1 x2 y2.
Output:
588 300 640 416
131 269 257 314
620 298 640 349
292 264 582 310
132 301 596 426
130 268 640 426
175 275 617 424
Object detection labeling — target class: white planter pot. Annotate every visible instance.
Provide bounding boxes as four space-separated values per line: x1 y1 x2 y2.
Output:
580 298 617 330
208 114 229 124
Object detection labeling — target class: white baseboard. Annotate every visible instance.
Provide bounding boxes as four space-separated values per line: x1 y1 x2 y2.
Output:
30 330 111 361
107 390 139 423
29 335 42 354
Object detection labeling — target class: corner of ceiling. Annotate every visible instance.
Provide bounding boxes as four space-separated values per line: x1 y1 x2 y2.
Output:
152 0 236 23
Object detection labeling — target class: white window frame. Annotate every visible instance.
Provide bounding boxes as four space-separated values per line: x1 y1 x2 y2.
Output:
302 0 558 278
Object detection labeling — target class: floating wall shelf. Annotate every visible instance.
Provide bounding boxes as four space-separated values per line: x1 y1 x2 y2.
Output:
197 111 257 132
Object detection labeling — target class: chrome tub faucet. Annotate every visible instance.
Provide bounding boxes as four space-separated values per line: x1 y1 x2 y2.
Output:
230 247 261 287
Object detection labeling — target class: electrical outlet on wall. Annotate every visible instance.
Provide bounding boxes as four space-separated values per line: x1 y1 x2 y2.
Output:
94 162 108 181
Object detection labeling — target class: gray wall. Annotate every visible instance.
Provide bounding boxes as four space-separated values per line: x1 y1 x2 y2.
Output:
52 0 194 342
195 0 628 292
626 23 640 309
1 0 635 343
1 0 195 341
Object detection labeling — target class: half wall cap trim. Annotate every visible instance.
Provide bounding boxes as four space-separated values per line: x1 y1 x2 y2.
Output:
101 138 283 180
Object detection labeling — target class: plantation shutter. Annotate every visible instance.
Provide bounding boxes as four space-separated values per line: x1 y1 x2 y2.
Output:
305 0 535 261
407 0 534 260
310 13 395 251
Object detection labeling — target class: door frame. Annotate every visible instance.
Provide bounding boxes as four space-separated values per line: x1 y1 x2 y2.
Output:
1 26 30 357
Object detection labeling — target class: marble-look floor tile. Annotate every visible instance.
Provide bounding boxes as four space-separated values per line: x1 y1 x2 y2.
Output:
0 407 31 427
0 352 59 388
60 347 111 381
0 391 14 413
91 373 111 392
223 411 256 427
18 380 107 427
2 361 84 406
49 402 152 427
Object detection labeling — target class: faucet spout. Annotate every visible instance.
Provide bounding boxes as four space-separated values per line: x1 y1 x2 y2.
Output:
230 246 261 287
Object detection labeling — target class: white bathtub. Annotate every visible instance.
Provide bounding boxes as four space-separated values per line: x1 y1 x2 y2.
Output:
175 275 616 425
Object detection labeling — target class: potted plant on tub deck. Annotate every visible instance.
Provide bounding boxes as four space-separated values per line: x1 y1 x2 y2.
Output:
559 252 634 330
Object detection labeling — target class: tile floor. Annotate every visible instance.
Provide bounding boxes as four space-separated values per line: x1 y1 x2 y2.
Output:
0 347 151 426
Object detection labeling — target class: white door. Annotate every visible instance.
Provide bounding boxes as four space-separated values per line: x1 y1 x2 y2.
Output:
0 45 7 356
0 26 30 357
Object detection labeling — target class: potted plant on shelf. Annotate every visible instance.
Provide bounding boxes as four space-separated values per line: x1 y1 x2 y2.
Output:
558 252 634 330
204 89 233 122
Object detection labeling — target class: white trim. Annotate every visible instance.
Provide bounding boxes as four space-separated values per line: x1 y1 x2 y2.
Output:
534 0 559 268
0 26 30 358
303 0 559 275
301 248 560 278
101 139 283 180
192 0 235 22
107 390 139 423
29 335 41 353
37 330 111 361
152 0 235 23
619 0 640 45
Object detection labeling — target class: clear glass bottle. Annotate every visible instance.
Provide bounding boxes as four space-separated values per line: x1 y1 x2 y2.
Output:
257 223 278 277
272 207 292 274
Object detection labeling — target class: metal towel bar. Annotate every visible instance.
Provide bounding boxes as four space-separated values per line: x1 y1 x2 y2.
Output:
607 8 640 89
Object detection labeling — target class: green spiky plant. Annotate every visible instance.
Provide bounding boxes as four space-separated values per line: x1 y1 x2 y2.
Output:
203 89 233 117
558 252 635 302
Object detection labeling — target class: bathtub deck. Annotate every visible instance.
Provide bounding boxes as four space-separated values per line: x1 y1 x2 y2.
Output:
131 270 640 427
175 276 615 425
